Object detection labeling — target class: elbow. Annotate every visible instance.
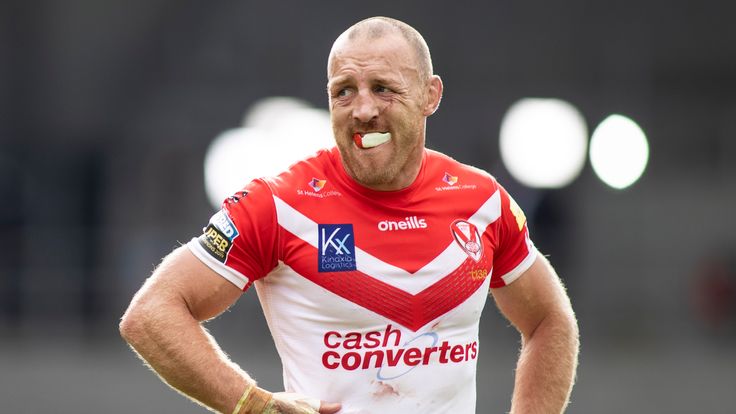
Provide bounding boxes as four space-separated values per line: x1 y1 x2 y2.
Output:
555 307 580 350
119 278 166 346
559 309 581 370
119 298 153 348
554 295 580 347
119 288 188 348
525 309 580 354
566 308 580 345
119 304 141 345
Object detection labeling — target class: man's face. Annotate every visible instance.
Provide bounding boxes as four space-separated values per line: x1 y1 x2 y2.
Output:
327 33 433 190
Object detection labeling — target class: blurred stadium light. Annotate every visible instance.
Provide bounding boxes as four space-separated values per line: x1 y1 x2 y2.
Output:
589 114 649 190
204 97 333 208
499 98 588 189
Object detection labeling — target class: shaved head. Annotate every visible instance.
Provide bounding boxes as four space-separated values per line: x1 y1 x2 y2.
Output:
328 17 434 82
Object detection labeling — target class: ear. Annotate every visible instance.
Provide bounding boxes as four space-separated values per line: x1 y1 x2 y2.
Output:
423 75 443 116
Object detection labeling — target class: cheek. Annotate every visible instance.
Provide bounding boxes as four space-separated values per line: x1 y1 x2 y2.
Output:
330 110 348 128
391 109 416 130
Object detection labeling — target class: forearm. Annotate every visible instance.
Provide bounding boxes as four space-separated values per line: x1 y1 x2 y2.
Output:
510 311 579 414
120 295 249 413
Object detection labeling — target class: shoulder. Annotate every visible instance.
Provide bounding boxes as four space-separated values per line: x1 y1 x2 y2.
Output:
424 148 500 193
218 148 333 218
262 147 334 195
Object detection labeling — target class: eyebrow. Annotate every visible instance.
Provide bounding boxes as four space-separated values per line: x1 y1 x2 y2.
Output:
327 74 401 90
327 75 352 90
372 75 402 86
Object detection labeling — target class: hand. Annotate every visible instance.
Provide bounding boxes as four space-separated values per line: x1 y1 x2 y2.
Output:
264 392 341 414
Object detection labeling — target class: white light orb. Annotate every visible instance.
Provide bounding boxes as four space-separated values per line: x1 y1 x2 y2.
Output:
589 114 649 190
242 96 310 130
500 98 588 188
204 128 264 209
204 98 333 209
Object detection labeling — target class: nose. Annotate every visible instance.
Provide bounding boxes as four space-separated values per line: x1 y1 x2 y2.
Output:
352 90 380 123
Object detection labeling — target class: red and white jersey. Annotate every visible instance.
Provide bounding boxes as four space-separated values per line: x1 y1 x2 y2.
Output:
188 147 537 414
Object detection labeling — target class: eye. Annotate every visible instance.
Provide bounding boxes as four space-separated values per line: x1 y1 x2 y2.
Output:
374 85 391 94
332 87 354 98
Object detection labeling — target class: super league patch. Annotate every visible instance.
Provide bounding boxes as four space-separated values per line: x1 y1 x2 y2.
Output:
318 224 356 272
198 210 240 263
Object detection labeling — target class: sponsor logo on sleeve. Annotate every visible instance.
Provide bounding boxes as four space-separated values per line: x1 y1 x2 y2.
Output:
450 219 483 262
318 224 356 272
508 196 527 231
198 210 240 263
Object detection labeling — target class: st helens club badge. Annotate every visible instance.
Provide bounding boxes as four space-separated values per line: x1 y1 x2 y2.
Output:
450 220 483 262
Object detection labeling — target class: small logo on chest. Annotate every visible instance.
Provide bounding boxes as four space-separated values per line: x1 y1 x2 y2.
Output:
309 177 327 192
450 220 483 262
318 224 357 272
443 172 458 186
377 216 428 232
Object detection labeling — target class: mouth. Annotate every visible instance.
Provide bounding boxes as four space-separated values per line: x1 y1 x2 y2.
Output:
353 132 392 149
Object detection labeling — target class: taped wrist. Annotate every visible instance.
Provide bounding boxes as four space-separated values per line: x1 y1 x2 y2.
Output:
232 383 273 414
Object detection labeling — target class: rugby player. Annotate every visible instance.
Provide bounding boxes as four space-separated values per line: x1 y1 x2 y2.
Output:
120 16 579 414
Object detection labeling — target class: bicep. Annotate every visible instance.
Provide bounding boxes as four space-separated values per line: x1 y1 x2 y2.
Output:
490 255 574 338
132 245 244 322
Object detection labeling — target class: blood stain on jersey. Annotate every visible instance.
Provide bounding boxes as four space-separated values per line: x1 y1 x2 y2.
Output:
450 219 483 262
508 195 527 231
371 380 400 398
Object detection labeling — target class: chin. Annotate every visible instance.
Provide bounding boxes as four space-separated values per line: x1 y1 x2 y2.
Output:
356 163 399 186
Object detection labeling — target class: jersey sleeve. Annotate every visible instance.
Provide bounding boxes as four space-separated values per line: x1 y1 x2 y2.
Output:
187 179 279 291
489 183 538 288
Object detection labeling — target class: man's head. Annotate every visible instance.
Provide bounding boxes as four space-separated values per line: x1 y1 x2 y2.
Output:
327 17 443 191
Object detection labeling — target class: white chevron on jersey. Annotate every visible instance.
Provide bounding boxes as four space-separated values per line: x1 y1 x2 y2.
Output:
272 190 501 295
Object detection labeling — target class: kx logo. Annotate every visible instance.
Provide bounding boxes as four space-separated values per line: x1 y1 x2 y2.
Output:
322 227 351 255
318 224 357 272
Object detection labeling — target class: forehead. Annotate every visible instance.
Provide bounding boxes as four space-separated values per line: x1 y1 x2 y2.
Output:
327 34 419 82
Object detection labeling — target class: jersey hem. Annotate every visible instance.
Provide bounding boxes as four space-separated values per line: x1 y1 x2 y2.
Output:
187 238 250 290
492 244 538 288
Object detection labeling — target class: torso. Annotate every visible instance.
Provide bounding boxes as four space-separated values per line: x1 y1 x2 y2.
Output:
189 147 536 413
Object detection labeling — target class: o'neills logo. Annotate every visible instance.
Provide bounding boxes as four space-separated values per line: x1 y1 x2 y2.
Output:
321 324 478 380
377 216 428 232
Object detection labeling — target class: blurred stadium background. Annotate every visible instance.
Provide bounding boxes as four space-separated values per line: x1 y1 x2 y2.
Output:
1 0 735 412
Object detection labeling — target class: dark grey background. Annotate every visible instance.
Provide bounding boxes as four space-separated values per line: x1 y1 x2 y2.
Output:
1 0 735 412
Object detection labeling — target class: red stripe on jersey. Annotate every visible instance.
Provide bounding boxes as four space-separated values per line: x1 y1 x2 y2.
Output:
281 229 492 331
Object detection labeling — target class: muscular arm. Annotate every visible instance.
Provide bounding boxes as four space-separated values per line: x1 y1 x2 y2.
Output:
119 246 250 413
491 255 580 414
